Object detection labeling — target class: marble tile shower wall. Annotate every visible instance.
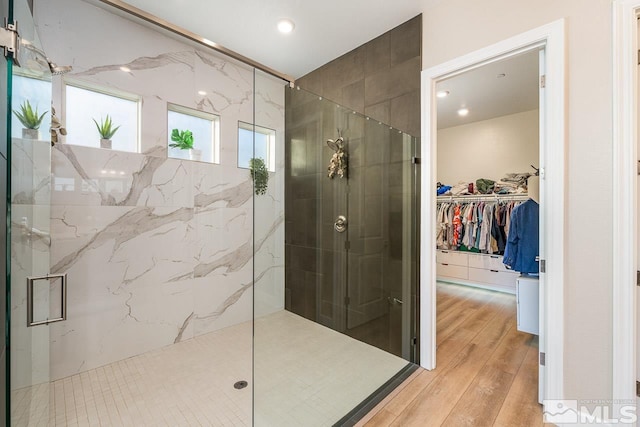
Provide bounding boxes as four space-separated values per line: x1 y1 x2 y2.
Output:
30 0 285 381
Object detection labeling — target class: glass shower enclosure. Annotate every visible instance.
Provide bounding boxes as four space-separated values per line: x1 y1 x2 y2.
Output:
4 0 419 425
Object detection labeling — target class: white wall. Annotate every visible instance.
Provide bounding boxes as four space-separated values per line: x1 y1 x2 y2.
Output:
437 109 539 185
421 0 613 402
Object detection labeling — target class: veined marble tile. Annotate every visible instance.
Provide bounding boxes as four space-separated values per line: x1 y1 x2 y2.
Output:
191 206 251 277
52 144 195 208
49 275 195 381
194 50 254 118
191 267 254 337
50 205 194 274
193 162 253 209
11 138 51 206
31 0 286 383
10 204 52 390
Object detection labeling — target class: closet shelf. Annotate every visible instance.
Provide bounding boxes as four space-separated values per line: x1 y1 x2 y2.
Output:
437 193 530 202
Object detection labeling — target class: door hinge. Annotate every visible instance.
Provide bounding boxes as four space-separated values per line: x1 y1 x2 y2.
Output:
636 381 640 397
540 75 546 88
411 157 420 164
637 271 640 287
344 240 350 250
539 259 546 273
540 351 546 366
0 20 21 65
344 296 350 306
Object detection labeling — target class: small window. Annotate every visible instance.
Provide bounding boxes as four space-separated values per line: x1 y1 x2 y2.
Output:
64 82 139 152
237 122 275 172
11 74 51 139
167 104 219 163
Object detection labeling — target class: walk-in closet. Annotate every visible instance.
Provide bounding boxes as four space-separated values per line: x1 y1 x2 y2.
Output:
431 47 543 421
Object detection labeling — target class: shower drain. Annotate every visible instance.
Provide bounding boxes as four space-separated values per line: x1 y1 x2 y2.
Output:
234 380 248 390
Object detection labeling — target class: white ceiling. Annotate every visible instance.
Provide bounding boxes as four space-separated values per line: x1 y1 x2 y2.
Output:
436 50 541 129
111 0 427 79
92 1 537 128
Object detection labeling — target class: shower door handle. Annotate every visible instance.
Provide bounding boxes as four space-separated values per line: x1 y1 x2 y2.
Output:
27 273 67 327
334 215 347 233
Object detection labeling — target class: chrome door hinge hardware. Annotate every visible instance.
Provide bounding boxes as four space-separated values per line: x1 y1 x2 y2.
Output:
1 20 20 65
411 157 420 164
636 381 640 397
539 259 546 273
540 352 546 366
637 271 640 286
637 160 640 175
540 75 546 88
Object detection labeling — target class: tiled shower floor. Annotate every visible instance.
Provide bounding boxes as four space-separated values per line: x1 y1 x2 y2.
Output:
12 310 408 426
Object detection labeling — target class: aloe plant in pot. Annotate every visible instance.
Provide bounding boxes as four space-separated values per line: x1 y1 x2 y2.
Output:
169 128 201 161
93 115 120 149
14 100 47 139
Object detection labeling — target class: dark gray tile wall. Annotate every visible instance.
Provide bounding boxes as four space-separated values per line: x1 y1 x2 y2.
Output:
297 15 422 138
286 17 420 356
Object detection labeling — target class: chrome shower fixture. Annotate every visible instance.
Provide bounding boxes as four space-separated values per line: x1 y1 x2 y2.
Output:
21 38 72 75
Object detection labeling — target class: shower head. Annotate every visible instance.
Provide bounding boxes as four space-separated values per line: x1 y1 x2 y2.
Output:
21 39 73 75
48 62 73 75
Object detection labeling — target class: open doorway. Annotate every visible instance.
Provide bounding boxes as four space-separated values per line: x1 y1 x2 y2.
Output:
419 20 566 412
432 49 542 423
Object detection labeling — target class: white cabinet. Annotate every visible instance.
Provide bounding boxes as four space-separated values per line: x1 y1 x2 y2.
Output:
436 250 518 294
516 276 539 335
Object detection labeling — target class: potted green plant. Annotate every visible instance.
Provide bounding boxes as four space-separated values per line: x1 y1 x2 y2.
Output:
93 115 120 149
169 128 201 161
13 100 47 139
249 157 269 195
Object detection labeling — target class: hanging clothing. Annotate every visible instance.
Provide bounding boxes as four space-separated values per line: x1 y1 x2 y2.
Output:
503 199 540 274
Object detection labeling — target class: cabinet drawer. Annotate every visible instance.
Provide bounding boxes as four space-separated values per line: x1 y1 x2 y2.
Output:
468 254 509 271
436 263 468 280
468 267 518 287
436 250 468 267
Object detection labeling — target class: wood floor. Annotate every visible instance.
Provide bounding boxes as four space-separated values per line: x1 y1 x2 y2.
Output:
358 282 545 427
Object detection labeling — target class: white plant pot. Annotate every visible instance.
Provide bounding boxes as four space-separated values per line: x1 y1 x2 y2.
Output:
22 128 40 140
189 148 202 161
100 138 112 149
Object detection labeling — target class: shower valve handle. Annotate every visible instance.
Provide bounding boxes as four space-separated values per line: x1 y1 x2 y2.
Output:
334 215 347 233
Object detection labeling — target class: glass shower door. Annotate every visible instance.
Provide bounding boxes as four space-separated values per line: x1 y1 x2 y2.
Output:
7 0 54 424
344 116 418 359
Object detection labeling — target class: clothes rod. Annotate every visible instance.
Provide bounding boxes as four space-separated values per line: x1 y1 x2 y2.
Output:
437 194 530 202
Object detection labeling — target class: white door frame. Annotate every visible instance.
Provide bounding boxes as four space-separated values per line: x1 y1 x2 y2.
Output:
419 19 566 402
612 0 640 408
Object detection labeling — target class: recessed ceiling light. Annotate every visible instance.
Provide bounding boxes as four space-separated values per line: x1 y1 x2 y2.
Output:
120 66 131 72
436 90 450 98
457 108 469 116
277 19 295 34
198 90 207 96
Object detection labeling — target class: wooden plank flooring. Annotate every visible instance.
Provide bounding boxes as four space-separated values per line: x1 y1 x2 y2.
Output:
359 282 544 427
